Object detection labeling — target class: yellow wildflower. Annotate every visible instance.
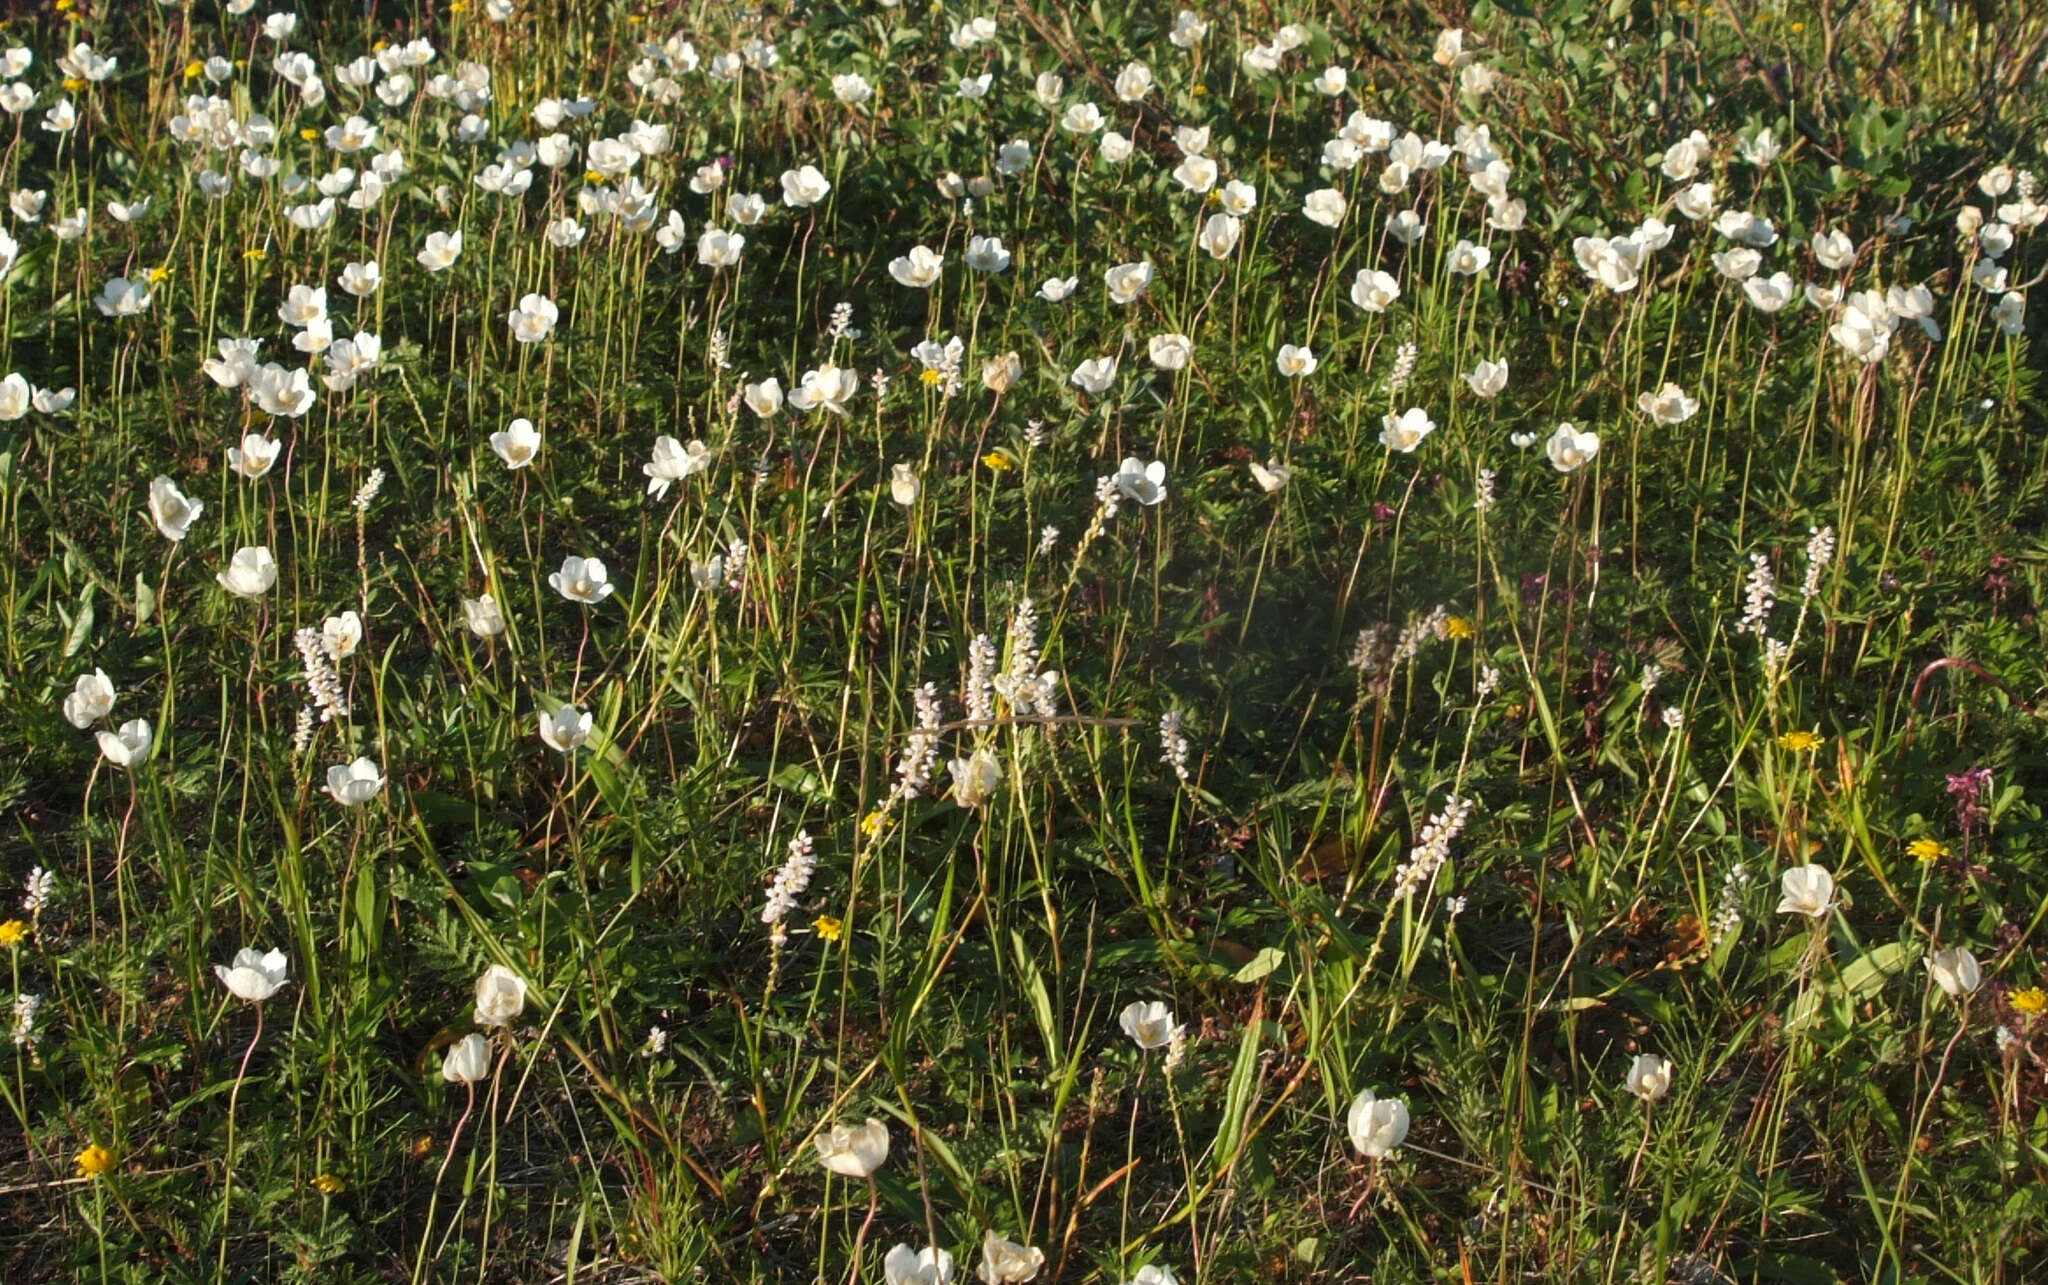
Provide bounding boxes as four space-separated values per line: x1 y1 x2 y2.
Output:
1776 730 1820 752
299 127 320 141
0 920 24 948
919 368 943 387
1445 616 1475 641
243 247 267 262
74 1144 114 1178
2012 987 2048 1016
1908 838 1948 863
62 76 86 93
313 1173 345 1195
983 450 1017 472
183 60 204 81
813 915 844 943
860 809 893 838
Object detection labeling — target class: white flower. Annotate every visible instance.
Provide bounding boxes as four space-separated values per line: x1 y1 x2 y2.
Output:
474 963 527 1027
1219 179 1258 215
1113 456 1167 506
1637 383 1699 424
1811 229 1856 271
1387 209 1425 244
1313 65 1347 95
884 1245 956 1285
1060 102 1103 134
1038 276 1079 303
643 436 712 499
1275 344 1318 377
217 545 278 597
417 229 463 271
1463 359 1508 398
1433 27 1465 66
1349 268 1400 312
441 1033 492 1084
1831 291 1896 363
463 594 506 638
1711 248 1762 281
996 139 1032 175
94 277 153 317
338 260 382 296
1302 188 1346 228
1928 946 1983 999
949 749 1002 807
507 292 558 343
957 73 992 100
145 476 203 541
1446 239 1491 276
215 948 289 1002
538 704 590 753
1197 213 1241 259
1887 284 1941 339
889 463 921 506
1737 128 1780 167
1379 408 1436 453
743 377 783 419
1776 863 1836 918
321 611 363 661
1147 334 1193 371
1249 459 1292 493
1744 272 1797 313
787 364 858 416
1171 154 1217 193
965 236 1011 273
977 1232 1045 1284
1345 1089 1410 1159
1672 181 1717 221
1119 1000 1175 1049
1625 1054 1673 1102
815 1118 890 1177
490 418 541 470
549 556 616 605
1545 423 1600 473
1105 261 1153 304
1100 131 1134 162
1070 356 1118 396
832 73 873 105
1113 61 1153 101
781 164 832 208
325 757 386 805
64 668 116 729
97 718 153 766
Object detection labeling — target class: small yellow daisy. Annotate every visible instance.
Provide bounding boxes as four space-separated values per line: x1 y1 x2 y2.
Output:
2012 987 2048 1016
1908 838 1948 863
0 919 24 948
74 1144 114 1178
1776 730 1821 752
1445 616 1475 641
813 915 844 943
313 1173 345 1195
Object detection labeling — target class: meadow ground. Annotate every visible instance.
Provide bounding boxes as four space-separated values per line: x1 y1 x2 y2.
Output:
2 0 2047 1282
